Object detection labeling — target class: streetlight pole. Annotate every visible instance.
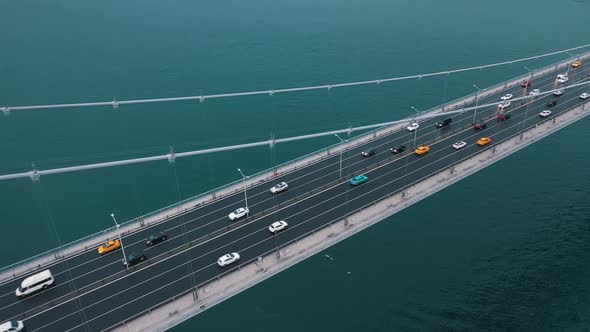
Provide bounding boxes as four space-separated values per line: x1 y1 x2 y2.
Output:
111 213 128 268
334 134 344 179
523 66 533 81
410 106 419 148
237 168 249 212
472 84 481 123
565 51 574 74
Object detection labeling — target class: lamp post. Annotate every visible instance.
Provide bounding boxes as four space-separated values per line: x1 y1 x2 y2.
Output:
523 66 533 81
472 84 481 123
237 168 249 212
334 134 345 179
410 106 419 148
565 51 574 75
111 213 128 268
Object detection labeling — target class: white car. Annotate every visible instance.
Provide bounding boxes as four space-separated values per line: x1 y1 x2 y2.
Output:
500 93 513 101
539 110 552 117
557 76 569 84
0 320 24 332
452 141 467 150
228 207 249 221
557 73 567 79
580 93 589 100
268 220 288 233
270 182 288 194
498 101 511 109
529 89 540 96
406 122 419 132
553 89 564 96
217 253 240 267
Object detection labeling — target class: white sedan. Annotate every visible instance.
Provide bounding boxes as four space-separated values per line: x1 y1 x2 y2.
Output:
500 93 513 101
270 182 288 194
529 89 541 96
228 207 249 221
539 110 552 117
268 220 288 233
557 76 569 84
452 141 467 150
580 93 589 100
217 253 240 267
498 101 511 109
553 89 564 96
406 122 419 132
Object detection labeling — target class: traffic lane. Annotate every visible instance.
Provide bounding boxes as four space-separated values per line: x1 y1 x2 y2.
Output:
60 233 261 330
184 83 590 286
28 249 198 331
32 87 588 330
84 277 194 332
178 121 461 245
181 88 585 261
76 186 353 325
56 162 360 322
0 260 94 321
177 71 590 246
83 78 590 330
76 251 191 310
0 69 580 326
23 299 83 332
4 64 584 322
15 228 188 314
19 138 408 326
2 58 571 286
0 59 560 297
0 249 99 306
3 228 192 320
11 80 584 326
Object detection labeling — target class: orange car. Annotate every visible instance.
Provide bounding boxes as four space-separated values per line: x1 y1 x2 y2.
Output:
477 137 491 146
98 239 121 255
572 60 582 68
414 145 430 155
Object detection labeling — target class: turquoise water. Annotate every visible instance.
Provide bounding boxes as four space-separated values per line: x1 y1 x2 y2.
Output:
1 0 589 330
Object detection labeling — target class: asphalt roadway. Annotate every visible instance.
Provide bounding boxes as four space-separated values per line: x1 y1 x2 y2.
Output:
0 62 589 331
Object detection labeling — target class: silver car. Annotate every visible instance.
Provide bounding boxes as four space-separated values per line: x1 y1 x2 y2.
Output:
218 253 240 267
270 182 288 194
268 221 288 233
452 141 467 150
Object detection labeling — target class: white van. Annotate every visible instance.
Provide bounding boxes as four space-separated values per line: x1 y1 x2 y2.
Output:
15 269 54 297
0 320 24 332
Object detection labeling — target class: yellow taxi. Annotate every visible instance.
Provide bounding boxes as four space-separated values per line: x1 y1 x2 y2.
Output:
98 239 121 255
477 137 491 146
414 145 430 155
572 60 582 68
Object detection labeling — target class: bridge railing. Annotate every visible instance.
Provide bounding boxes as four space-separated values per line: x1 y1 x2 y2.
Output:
1 50 588 283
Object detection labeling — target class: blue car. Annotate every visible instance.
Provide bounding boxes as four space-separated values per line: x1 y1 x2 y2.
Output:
350 175 368 186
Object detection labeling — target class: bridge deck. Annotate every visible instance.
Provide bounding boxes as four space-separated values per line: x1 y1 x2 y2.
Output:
0 54 588 331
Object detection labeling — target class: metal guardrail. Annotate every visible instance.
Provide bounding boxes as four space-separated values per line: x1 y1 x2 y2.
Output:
1 50 587 281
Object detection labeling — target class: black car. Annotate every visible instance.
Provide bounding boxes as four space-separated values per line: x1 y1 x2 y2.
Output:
546 100 557 107
361 148 376 157
390 145 406 154
146 232 168 246
124 253 146 267
435 118 452 128
473 122 487 130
